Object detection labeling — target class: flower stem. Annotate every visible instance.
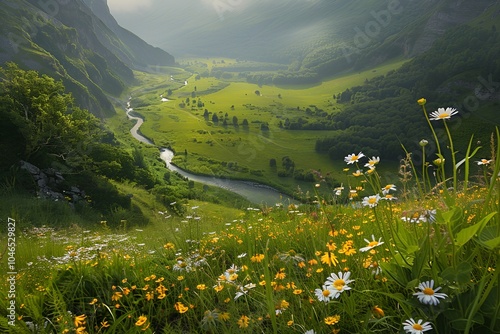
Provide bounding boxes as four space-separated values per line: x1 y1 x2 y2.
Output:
422 145 427 194
443 120 457 192
421 104 446 186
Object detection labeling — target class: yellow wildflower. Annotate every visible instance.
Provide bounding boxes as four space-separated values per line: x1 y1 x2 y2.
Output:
237 315 250 328
135 315 148 327
174 302 189 314
74 314 86 328
324 314 341 325
321 252 339 267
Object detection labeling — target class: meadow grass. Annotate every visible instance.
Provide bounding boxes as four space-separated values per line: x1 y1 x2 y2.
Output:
1 98 499 334
129 58 406 195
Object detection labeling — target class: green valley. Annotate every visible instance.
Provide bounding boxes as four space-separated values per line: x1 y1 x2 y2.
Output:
1 1 500 333
127 59 408 196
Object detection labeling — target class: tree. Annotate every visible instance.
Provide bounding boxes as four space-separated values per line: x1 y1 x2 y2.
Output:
282 156 295 172
242 119 249 127
269 158 277 168
0 62 100 164
212 113 219 123
232 116 238 126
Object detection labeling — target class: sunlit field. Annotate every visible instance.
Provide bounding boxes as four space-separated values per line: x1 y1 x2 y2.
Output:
129 59 407 194
1 99 498 334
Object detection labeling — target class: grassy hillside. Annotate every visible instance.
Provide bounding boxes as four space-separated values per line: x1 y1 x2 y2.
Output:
1 133 499 332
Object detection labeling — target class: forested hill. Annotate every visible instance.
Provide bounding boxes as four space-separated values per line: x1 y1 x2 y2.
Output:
316 22 500 161
0 0 175 117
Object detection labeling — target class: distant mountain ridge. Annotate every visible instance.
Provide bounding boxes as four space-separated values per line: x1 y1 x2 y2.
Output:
81 0 175 71
0 0 175 116
119 0 497 83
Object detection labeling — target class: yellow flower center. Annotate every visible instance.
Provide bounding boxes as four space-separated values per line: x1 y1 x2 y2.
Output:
368 198 377 204
413 324 423 330
423 287 435 295
351 155 359 161
334 279 345 290
322 289 331 297
368 241 379 247
439 113 449 119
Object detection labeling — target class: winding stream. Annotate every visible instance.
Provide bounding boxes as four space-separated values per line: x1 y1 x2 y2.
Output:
126 104 295 205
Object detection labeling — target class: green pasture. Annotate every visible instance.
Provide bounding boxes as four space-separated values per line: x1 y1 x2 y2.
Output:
125 59 407 193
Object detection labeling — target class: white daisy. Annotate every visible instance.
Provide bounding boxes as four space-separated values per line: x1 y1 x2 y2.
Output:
325 271 354 294
334 185 344 196
364 156 380 168
344 152 365 164
362 194 381 208
403 318 433 334
429 107 458 121
234 290 247 300
360 235 384 252
476 159 492 165
420 209 437 223
413 280 448 305
381 194 397 201
381 184 396 195
314 284 337 303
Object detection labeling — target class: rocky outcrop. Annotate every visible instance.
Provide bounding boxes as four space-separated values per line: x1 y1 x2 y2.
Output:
20 161 86 205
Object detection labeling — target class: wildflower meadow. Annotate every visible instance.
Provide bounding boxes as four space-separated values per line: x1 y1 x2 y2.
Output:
1 99 499 333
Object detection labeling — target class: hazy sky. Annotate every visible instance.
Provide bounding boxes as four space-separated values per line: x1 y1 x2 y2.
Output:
107 0 154 13
106 0 273 55
108 0 252 15
106 0 325 58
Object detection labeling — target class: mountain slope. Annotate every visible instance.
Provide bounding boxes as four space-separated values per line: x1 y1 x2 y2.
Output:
81 0 175 70
315 16 500 161
0 0 175 117
115 0 497 83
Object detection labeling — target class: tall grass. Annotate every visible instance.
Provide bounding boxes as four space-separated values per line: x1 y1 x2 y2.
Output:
1 99 499 333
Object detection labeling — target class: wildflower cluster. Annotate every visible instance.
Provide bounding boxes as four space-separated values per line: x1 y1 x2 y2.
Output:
341 152 398 207
4 98 498 334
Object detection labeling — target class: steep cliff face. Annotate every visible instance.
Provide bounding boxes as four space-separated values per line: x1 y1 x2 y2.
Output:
81 0 175 70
